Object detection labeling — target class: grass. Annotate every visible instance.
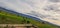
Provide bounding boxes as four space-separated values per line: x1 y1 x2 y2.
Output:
0 10 60 28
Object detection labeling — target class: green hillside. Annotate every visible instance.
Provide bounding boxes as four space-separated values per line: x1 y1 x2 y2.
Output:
0 10 59 28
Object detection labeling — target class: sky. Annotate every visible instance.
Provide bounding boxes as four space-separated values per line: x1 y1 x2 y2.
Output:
0 0 60 26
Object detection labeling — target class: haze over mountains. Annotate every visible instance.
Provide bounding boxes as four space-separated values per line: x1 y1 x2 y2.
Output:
0 0 60 26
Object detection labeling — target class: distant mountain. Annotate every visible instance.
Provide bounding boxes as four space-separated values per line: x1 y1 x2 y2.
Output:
0 7 59 28
0 0 60 26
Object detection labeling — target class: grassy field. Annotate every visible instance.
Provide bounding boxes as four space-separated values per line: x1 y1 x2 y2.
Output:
0 10 60 28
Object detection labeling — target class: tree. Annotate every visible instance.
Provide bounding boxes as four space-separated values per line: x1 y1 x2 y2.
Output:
21 18 26 24
27 21 30 24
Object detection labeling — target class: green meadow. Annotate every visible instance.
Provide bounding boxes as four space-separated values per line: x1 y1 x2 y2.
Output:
0 10 59 28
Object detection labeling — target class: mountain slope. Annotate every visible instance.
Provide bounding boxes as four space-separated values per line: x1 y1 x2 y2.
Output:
0 7 59 28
